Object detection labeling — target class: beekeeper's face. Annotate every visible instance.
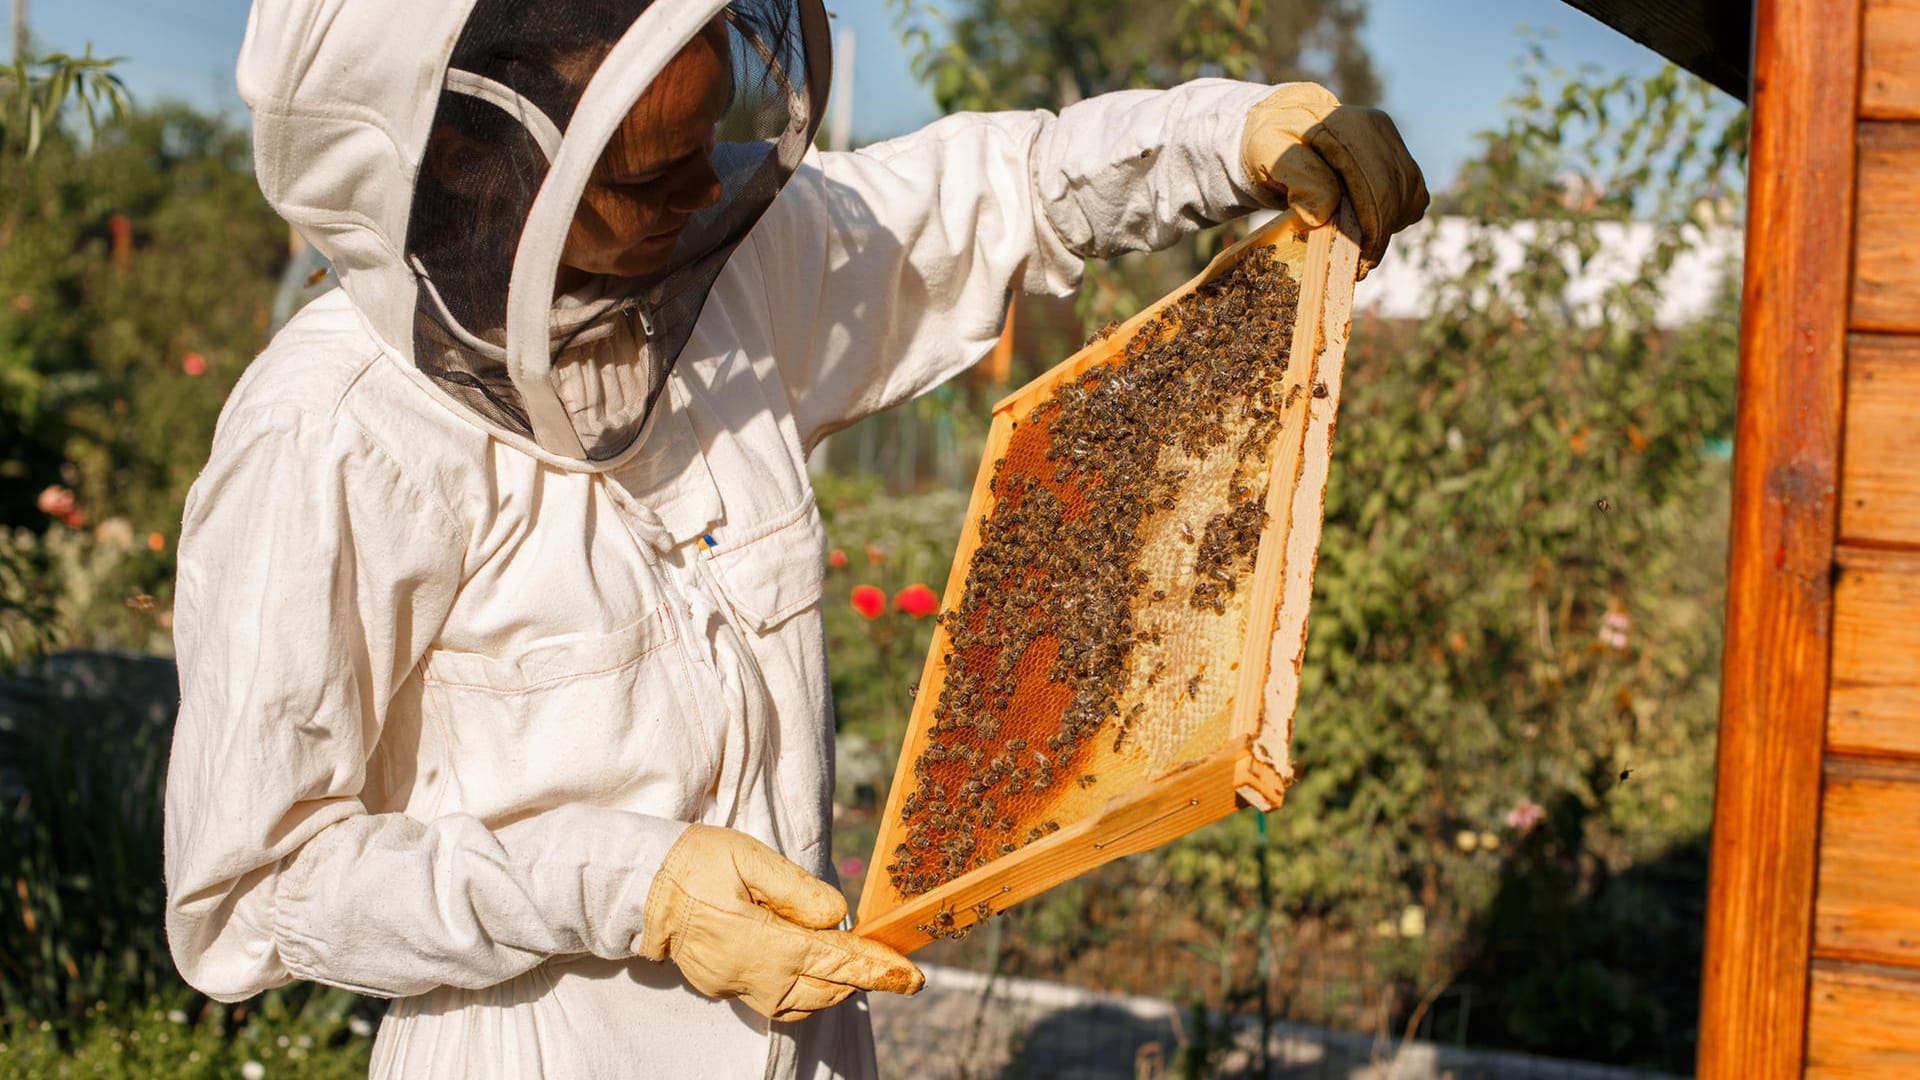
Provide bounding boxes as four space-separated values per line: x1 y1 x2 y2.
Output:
559 21 731 287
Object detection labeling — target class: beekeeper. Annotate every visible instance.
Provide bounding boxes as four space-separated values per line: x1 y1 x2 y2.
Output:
163 0 1427 1076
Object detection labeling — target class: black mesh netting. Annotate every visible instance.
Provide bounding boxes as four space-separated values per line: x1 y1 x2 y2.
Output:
404 0 826 460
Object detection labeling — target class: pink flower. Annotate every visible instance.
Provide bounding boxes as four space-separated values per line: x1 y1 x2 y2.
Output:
181 352 207 377
894 583 938 618
1505 799 1547 834
36 485 76 516
838 856 865 878
827 548 849 569
1598 608 1631 650
850 585 885 620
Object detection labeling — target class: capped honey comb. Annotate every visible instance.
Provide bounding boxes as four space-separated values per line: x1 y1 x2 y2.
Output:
856 209 1361 953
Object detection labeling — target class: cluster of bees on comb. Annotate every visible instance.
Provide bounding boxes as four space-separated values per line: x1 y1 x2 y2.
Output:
887 246 1303 912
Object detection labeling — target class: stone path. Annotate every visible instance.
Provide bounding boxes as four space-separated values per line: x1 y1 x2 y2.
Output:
869 965 1686 1080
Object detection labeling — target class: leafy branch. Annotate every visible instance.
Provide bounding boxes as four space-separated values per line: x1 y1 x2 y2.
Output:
2 47 129 159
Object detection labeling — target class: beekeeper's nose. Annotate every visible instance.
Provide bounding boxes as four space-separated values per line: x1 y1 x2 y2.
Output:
666 155 724 216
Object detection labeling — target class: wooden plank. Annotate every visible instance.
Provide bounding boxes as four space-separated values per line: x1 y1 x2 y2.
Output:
1839 335 1920 544
1814 759 1920 967
1227 213 1343 809
1806 962 1920 1076
1830 547 1920 758
1851 123 1920 333
1863 0 1920 118
1696 0 1859 1075
1250 208 1361 792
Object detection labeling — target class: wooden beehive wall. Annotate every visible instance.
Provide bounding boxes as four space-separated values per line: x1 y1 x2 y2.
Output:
1700 0 1920 1075
1806 0 1920 1072
854 210 1359 953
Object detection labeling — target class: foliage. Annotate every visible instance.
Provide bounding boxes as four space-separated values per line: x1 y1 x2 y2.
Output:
883 0 1382 349
834 54 1744 1071
0 988 375 1078
0 531 61 665
0 520 172 658
0 660 172 1027
1 49 128 160
1437 50 1747 223
889 0 1378 113
0 101 283 614
815 471 965 751
0 651 372 1071
1260 58 1743 1066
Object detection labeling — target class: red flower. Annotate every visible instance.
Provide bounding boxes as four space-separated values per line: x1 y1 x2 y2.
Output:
181 352 207 377
827 548 849 569
850 584 886 619
894 583 938 618
864 543 887 567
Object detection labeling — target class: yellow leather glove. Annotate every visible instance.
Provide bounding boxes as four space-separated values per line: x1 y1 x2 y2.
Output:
639 825 924 1021
1241 83 1430 275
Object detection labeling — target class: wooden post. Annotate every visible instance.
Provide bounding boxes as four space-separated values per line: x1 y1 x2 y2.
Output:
1695 0 1859 1074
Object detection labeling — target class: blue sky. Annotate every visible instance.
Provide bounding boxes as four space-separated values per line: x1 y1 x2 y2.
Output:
28 0 1686 189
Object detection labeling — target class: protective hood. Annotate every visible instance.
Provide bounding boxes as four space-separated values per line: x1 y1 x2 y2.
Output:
239 0 829 462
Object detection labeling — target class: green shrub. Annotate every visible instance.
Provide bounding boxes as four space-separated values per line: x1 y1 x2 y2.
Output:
0 988 375 1079
0 660 172 1027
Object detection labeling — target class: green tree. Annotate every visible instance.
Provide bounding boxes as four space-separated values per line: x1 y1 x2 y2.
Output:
1 48 128 160
1255 59 1744 1066
898 58 1744 1072
886 0 1385 350
0 101 284 646
892 0 1379 113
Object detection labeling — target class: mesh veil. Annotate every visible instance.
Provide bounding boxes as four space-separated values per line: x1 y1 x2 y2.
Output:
404 0 826 461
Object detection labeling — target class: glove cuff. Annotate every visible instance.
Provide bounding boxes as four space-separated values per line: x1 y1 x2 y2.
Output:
639 824 712 961
1239 82 1341 191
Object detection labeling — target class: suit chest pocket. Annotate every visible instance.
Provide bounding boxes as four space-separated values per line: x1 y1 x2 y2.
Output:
417 603 718 824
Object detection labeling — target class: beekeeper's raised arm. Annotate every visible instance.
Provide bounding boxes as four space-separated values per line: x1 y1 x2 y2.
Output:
750 75 1428 449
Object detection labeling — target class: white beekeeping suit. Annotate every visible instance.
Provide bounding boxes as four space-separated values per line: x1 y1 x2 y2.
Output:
164 0 1426 1076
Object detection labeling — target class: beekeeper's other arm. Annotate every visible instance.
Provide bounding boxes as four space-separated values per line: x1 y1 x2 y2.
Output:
163 402 916 1017
750 78 1426 446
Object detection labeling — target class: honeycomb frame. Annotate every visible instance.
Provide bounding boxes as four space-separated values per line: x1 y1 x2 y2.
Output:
855 207 1361 953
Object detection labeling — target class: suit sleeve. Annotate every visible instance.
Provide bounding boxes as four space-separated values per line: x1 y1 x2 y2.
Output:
747 78 1283 448
163 403 685 1000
